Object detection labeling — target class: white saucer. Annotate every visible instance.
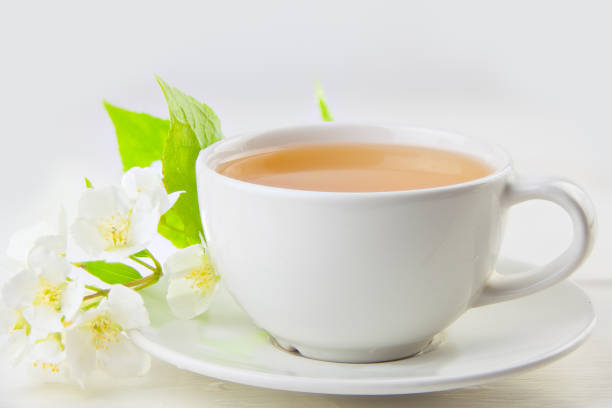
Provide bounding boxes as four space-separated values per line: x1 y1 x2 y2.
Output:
132 259 595 395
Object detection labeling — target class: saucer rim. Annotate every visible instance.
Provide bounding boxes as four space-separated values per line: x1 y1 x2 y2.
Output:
130 280 596 395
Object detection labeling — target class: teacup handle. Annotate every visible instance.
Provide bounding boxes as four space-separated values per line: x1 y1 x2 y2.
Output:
473 178 596 307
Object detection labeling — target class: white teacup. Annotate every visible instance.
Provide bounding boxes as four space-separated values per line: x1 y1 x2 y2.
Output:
196 123 596 363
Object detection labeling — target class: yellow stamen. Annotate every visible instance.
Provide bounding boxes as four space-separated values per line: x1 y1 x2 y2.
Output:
31 334 64 374
32 278 64 311
97 211 130 249
32 361 61 373
184 256 219 294
85 313 122 350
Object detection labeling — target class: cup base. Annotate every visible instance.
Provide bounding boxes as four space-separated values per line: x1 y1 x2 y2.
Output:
272 336 434 363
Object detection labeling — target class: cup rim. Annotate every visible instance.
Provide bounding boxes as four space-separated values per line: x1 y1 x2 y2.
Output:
196 122 513 197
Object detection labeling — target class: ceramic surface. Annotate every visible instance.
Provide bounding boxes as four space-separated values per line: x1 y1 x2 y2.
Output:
195 123 596 362
132 259 595 395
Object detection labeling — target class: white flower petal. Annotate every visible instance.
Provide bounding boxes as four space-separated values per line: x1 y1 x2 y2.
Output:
97 333 150 377
72 305 107 328
30 337 65 364
156 195 171 215
64 328 97 385
72 183 161 261
149 160 162 173
2 329 29 365
0 304 27 365
6 207 67 263
0 302 17 334
70 219 107 258
163 244 205 279
22 306 63 340
30 234 66 259
166 277 217 320
121 167 163 197
37 263 70 287
165 191 182 214
60 281 85 322
28 243 70 287
77 186 130 220
25 359 69 383
27 234 67 272
106 285 149 330
2 269 37 308
121 166 175 212
127 198 161 248
72 186 139 260
6 222 53 262
38 265 70 287
0 254 24 279
121 167 139 195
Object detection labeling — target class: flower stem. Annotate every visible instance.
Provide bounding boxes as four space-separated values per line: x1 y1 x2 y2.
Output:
83 289 108 302
126 249 163 291
129 255 156 272
67 277 103 293
80 297 103 311
79 250 163 310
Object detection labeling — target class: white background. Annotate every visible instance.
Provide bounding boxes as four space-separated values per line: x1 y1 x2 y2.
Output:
0 1 611 406
1 0 609 279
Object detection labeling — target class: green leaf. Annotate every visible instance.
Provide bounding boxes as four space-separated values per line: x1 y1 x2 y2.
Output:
158 208 193 248
74 261 143 285
130 250 149 258
155 77 223 248
103 101 170 171
155 77 223 148
316 82 334 122
84 177 93 188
